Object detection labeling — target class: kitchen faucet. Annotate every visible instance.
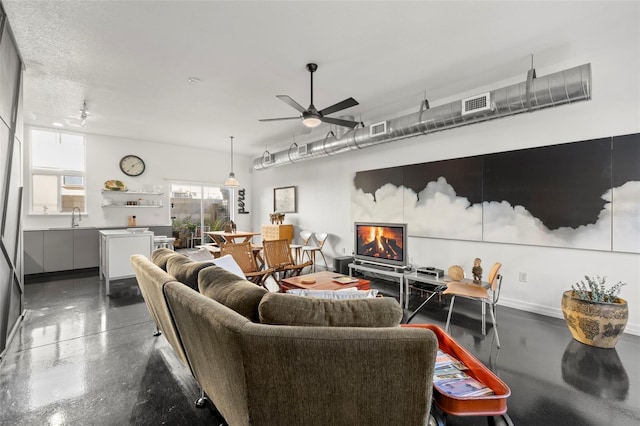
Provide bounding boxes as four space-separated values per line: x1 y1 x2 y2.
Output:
71 207 81 227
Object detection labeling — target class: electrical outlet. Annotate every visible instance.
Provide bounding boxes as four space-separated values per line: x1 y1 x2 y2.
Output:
519 272 527 283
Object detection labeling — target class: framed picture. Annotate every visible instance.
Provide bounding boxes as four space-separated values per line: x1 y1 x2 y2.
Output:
274 186 296 213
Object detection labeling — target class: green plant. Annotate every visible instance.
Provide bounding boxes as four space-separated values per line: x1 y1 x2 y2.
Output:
572 275 626 303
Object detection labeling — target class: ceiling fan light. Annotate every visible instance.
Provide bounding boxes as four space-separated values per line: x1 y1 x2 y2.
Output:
302 116 322 128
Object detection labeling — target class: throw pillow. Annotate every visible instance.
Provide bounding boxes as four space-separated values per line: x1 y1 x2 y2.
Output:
286 288 379 299
198 267 267 322
187 247 214 261
151 248 177 271
166 255 213 291
211 254 245 279
258 292 402 327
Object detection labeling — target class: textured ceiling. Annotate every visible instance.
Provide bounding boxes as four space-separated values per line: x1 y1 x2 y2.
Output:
2 1 635 156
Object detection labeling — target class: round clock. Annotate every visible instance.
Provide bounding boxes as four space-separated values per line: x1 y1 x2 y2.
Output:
119 155 145 177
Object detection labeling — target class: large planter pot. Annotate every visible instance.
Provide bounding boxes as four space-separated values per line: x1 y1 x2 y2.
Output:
561 290 628 348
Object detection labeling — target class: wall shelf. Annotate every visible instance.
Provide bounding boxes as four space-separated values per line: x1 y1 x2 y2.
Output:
101 190 163 195
101 205 162 208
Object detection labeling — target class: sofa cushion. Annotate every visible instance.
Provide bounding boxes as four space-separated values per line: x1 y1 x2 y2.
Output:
166 255 213 291
151 248 178 271
198 266 267 322
258 292 403 327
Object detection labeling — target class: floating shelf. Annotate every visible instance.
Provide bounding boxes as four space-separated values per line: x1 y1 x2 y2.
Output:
102 205 163 208
102 190 163 195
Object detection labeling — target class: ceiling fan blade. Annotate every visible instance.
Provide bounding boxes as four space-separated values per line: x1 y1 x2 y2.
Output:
259 116 301 122
321 116 359 129
319 97 359 116
276 95 307 113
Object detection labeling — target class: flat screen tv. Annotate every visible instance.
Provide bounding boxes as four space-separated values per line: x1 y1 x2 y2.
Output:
354 222 407 268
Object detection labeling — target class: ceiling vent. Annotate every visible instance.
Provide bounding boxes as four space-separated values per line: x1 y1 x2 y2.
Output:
253 63 592 170
370 121 388 137
461 92 492 116
297 143 308 155
262 151 273 164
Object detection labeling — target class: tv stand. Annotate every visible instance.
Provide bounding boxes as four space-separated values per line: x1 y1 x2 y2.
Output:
348 262 409 309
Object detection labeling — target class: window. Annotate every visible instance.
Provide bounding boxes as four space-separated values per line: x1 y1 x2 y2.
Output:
30 129 86 213
170 182 231 248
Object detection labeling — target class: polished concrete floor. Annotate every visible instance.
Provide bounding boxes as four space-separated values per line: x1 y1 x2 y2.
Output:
1 270 638 425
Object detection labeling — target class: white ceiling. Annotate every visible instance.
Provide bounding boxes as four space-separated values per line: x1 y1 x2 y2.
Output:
2 1 635 157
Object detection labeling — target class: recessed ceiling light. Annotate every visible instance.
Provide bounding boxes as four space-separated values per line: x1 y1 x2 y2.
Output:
188 77 202 85
52 122 64 127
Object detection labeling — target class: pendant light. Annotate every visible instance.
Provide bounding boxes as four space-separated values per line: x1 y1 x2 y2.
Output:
224 136 239 187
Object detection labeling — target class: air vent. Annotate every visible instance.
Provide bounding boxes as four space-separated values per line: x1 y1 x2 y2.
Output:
369 121 388 137
297 144 308 155
263 152 273 164
461 92 492 116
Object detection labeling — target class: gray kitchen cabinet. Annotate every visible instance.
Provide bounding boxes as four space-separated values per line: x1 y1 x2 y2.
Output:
73 228 99 269
43 230 74 272
23 231 44 274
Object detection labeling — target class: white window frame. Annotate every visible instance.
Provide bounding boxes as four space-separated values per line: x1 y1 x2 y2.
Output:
28 127 87 215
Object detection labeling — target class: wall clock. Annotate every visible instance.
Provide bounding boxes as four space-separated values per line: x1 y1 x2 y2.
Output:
119 155 145 177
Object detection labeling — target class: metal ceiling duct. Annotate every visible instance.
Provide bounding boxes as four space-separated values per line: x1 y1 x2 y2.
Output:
253 63 591 170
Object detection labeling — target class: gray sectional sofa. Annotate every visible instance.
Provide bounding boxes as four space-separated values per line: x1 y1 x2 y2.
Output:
131 249 438 426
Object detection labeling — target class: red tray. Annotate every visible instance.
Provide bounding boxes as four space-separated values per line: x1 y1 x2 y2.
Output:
402 323 510 416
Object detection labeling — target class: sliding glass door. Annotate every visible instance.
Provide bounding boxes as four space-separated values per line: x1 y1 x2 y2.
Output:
169 182 231 249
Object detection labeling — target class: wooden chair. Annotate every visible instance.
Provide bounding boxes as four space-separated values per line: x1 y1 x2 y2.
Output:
262 238 312 280
443 262 504 348
220 242 274 287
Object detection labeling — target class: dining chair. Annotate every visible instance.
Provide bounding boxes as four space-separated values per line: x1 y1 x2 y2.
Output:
443 262 504 348
262 238 312 281
300 232 328 272
219 242 275 287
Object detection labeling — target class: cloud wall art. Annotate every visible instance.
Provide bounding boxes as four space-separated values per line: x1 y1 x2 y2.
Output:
352 134 640 253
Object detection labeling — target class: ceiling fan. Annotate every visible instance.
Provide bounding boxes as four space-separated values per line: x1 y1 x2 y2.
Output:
259 63 360 129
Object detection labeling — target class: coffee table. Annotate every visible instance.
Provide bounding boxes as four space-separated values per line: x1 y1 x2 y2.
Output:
280 271 370 292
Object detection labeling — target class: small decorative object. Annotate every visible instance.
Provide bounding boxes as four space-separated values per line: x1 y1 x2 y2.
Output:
237 188 249 214
269 212 285 224
224 222 232 233
472 258 483 283
561 275 628 348
104 179 126 191
127 215 137 227
300 277 316 284
231 220 237 233
448 265 464 282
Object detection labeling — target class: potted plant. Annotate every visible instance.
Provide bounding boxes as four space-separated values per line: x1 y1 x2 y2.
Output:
561 275 628 348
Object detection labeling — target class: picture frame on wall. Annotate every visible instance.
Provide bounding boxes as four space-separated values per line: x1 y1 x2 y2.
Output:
274 186 296 213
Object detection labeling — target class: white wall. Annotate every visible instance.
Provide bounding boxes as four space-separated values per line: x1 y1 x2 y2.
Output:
23 132 254 232
249 32 640 335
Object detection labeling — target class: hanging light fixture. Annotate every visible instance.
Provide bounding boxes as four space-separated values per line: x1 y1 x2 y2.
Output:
224 136 239 187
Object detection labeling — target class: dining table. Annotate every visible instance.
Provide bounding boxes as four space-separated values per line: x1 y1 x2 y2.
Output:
205 230 260 245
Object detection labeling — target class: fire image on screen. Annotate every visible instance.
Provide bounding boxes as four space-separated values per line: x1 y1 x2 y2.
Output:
356 225 404 262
